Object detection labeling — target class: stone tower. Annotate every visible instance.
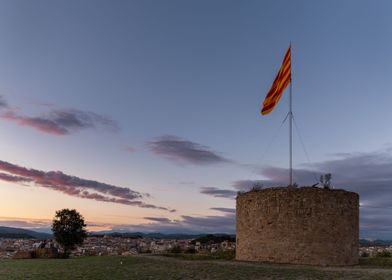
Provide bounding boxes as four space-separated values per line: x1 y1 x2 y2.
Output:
236 187 359 266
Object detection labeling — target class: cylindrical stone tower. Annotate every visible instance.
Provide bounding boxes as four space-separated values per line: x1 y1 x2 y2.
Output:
236 187 359 266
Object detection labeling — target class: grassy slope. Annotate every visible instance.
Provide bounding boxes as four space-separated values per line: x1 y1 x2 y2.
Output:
0 256 392 280
360 257 392 268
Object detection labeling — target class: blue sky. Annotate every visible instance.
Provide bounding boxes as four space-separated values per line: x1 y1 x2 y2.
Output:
0 0 392 238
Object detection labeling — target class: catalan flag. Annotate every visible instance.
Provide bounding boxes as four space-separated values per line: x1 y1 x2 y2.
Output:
261 46 291 115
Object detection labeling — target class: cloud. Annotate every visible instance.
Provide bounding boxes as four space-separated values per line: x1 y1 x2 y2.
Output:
6 148 392 237
200 181 267 199
254 149 392 238
144 217 172 223
200 187 237 199
360 207 392 238
1 212 236 234
258 166 319 186
0 219 50 229
0 172 33 183
1 109 119 135
112 212 235 234
124 145 137 153
256 150 392 197
181 214 235 231
232 180 268 191
199 148 392 238
147 135 229 165
209 207 236 214
0 160 171 211
0 95 8 109
3 211 236 235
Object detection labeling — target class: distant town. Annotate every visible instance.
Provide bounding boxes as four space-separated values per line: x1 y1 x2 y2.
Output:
1 233 391 259
0 233 236 259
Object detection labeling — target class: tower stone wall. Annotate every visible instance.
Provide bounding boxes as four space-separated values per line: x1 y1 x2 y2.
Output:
236 187 359 266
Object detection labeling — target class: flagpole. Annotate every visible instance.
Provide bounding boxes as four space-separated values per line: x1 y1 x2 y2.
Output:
261 44 293 186
289 43 293 186
289 76 293 186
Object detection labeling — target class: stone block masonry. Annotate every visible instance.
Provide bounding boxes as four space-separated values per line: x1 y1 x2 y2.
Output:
236 187 359 266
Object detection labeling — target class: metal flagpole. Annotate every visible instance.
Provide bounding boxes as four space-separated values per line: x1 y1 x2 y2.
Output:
289 43 293 186
289 76 293 186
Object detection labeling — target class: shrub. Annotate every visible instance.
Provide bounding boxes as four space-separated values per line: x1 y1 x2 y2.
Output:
185 247 196 254
376 250 392 258
212 249 235 260
170 245 182 254
191 234 235 245
360 251 369 258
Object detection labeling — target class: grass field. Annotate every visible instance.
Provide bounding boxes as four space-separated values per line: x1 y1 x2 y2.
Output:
1 255 392 280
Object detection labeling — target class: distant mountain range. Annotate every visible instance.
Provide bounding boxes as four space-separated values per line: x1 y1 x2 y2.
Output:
2 226 390 245
359 239 392 247
0 225 235 240
89 231 235 240
0 226 52 239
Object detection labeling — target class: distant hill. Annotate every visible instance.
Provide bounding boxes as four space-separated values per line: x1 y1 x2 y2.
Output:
360 239 392 247
89 231 235 240
0 226 52 239
0 226 235 240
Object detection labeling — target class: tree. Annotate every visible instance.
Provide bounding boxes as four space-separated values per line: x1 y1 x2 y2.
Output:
52 209 87 258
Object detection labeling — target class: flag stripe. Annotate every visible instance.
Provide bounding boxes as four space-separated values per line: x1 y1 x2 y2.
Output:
264 70 290 105
261 46 291 115
263 55 291 103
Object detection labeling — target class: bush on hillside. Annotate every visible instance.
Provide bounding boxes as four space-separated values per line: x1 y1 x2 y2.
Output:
170 245 182 254
376 250 392 258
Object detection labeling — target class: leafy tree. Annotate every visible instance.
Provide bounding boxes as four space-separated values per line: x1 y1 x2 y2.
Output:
52 209 87 258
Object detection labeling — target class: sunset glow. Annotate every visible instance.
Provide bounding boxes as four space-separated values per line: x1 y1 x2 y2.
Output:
1 0 392 239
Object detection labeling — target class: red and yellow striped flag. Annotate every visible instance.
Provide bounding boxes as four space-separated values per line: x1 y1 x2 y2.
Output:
261 46 291 115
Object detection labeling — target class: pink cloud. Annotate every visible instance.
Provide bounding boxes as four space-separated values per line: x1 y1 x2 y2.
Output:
2 111 67 135
0 160 172 211
1 109 119 136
